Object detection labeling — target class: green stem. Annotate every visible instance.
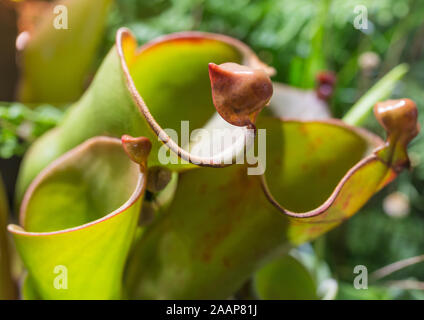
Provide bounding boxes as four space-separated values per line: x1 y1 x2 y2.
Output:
343 63 409 126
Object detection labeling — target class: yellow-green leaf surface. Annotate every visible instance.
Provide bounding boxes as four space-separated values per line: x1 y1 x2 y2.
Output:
19 0 113 103
126 116 405 299
17 28 269 202
0 174 16 299
9 136 147 299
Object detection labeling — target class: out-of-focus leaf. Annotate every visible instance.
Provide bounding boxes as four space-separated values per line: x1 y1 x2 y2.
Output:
0 174 16 299
343 64 409 126
253 254 318 300
253 245 338 300
17 28 271 202
9 136 148 299
18 0 113 103
126 107 416 299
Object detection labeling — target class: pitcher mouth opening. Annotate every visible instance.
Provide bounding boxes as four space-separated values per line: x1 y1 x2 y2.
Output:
10 137 146 236
259 118 386 219
116 28 273 167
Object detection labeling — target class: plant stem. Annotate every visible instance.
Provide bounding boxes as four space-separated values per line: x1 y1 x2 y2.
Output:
370 254 424 281
343 63 409 126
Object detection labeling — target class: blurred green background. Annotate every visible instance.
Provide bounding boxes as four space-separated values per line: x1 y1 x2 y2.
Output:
1 0 424 299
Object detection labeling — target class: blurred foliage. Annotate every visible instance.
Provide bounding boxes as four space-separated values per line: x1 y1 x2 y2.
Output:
0 103 63 158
